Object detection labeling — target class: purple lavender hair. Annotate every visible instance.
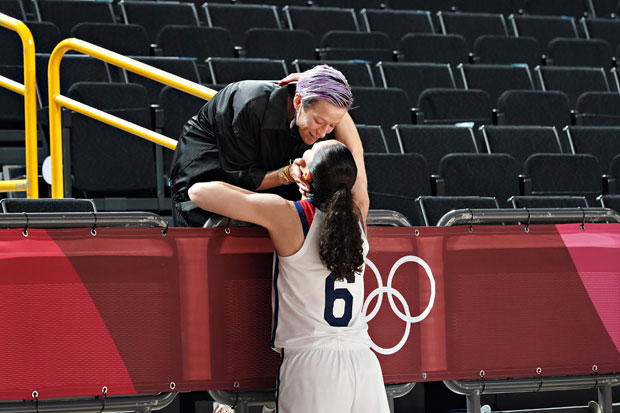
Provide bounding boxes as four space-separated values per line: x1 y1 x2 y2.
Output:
296 65 353 109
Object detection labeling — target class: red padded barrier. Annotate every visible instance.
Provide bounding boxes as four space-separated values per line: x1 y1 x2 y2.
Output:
0 224 618 400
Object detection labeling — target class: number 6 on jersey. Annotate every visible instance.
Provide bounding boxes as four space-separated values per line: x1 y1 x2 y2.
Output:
324 273 355 327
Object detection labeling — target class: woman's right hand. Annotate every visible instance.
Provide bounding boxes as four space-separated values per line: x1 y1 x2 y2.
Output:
289 158 310 195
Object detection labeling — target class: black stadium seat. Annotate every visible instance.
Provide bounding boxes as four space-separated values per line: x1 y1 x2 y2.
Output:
509 14 579 53
523 0 590 19
206 57 288 84
547 38 613 68
244 29 315 66
387 0 458 12
473 35 542 67
565 126 620 173
293 60 375 87
359 9 434 49
119 0 200 44
458 63 535 105
394 124 479 173
123 56 202 105
480 125 562 168
203 3 281 46
400 33 469 66
575 92 620 126
535 66 611 108
35 54 114 107
0 198 96 212
417 89 493 125
72 23 150 57
349 87 412 140
438 11 509 50
0 21 60 65
356 125 389 154
439 153 520 206
284 6 359 47
364 153 432 226
33 0 115 38
524 154 603 204
497 90 572 129
64 82 160 207
582 18 620 54
377 62 457 106
0 0 25 20
459 0 521 15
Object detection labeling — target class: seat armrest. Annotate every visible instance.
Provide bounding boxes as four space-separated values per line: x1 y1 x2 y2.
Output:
519 174 532 195
603 175 616 195
431 175 444 196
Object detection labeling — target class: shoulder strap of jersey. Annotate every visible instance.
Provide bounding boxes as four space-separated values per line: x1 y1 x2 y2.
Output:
293 199 316 238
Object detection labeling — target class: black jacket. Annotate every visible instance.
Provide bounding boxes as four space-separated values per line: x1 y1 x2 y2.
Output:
170 80 315 203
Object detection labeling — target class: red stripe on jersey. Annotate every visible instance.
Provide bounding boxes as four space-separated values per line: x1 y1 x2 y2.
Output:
299 200 316 229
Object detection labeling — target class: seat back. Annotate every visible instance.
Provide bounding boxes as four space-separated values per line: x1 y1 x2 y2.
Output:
524 153 603 204
120 0 200 43
206 57 288 84
458 63 534 104
34 0 115 38
203 3 281 45
364 153 432 226
65 82 158 199
72 23 150 56
400 33 469 66
536 66 610 108
509 14 579 53
360 9 434 49
473 35 542 66
394 125 479 173
293 59 375 87
439 153 520 206
284 6 358 47
497 90 572 129
378 62 456 105
418 88 493 125
438 11 509 50
481 125 562 169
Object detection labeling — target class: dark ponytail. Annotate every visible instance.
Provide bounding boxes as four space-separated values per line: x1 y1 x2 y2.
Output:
309 143 364 282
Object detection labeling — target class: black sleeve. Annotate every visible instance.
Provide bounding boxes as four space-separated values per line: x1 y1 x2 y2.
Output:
214 95 268 190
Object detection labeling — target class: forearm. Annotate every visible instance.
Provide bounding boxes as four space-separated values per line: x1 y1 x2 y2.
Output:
334 114 369 217
256 162 295 190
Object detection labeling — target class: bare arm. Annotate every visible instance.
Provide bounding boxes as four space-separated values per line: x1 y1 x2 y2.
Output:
256 168 290 190
188 181 303 256
333 113 369 220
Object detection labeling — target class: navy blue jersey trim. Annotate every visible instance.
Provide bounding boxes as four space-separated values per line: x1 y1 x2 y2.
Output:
270 255 280 348
294 201 310 238
275 348 284 413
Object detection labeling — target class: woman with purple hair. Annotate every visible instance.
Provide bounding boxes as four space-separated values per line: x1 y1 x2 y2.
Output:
170 65 369 227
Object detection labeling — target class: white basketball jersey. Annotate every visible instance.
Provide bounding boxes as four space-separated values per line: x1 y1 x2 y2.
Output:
271 200 371 350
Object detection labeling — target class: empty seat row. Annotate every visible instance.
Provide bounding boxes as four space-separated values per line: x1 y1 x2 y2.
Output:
365 152 620 225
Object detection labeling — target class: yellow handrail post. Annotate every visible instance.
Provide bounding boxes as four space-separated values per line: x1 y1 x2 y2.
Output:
48 38 217 198
0 13 39 198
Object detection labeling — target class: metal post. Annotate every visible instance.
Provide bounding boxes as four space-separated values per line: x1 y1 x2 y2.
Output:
466 390 481 413
598 383 612 413
234 402 249 413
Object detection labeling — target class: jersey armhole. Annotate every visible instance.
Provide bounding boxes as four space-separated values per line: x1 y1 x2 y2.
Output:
294 199 316 238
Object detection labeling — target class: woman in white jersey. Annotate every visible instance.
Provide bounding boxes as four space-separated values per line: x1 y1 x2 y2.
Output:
189 139 389 413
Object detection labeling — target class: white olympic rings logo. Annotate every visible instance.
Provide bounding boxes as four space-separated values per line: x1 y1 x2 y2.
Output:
363 256 436 355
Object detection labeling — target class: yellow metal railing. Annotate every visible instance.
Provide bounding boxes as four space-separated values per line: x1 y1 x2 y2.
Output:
48 38 217 198
0 12 39 198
